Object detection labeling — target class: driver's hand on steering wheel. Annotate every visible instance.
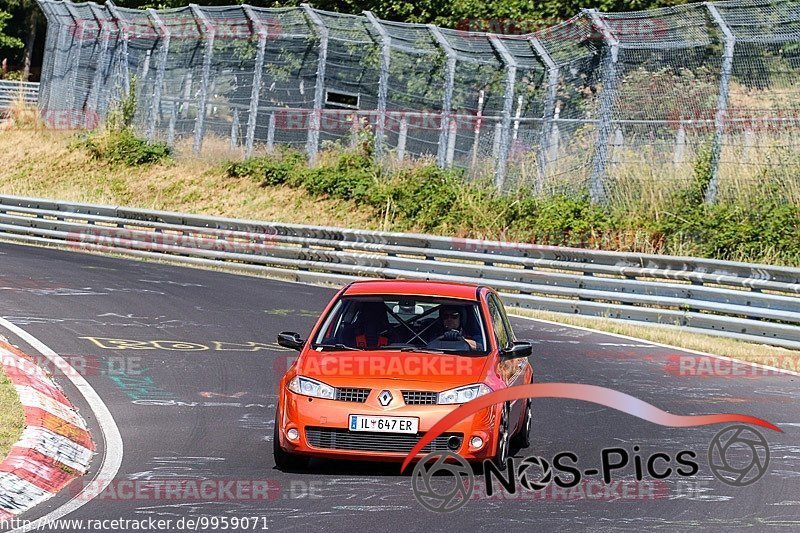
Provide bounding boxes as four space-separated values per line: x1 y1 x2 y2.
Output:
442 329 478 350
442 329 461 341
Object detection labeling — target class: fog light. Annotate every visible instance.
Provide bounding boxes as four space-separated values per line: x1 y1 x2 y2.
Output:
470 436 484 449
286 428 300 441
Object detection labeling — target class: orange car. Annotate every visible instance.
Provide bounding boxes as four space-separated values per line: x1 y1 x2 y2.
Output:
273 279 533 469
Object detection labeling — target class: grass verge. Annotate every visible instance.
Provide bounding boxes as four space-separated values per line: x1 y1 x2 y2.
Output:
1 127 799 266
0 365 24 459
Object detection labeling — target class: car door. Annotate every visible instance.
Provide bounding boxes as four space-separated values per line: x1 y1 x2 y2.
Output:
487 292 528 426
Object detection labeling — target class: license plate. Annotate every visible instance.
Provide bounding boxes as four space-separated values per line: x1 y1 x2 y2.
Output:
349 414 419 434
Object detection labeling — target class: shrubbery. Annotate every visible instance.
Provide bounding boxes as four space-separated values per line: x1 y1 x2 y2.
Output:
224 141 800 266
76 80 171 167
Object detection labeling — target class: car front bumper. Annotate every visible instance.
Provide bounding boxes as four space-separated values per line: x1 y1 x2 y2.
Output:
276 388 501 462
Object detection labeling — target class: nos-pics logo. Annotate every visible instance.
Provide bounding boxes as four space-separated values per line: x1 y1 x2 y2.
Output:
411 425 771 512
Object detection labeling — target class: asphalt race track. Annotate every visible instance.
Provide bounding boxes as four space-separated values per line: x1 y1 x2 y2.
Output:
0 241 798 532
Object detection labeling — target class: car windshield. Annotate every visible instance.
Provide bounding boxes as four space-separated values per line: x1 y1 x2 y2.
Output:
312 295 489 355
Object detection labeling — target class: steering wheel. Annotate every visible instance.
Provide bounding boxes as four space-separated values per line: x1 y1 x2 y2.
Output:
428 329 471 351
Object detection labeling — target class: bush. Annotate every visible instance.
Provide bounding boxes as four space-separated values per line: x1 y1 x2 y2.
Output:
78 128 171 167
223 141 800 266
225 149 304 186
77 78 172 167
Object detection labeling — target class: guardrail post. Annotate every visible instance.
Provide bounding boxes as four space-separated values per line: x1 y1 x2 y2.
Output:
62 2 83 129
105 1 130 99
190 4 215 154
364 11 390 160
146 8 170 141
585 9 617 205
427 25 457 168
488 35 517 190
302 4 328 164
706 3 735 205
243 5 267 158
529 37 559 193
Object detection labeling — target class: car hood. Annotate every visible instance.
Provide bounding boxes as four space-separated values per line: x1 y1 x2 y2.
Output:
294 349 490 387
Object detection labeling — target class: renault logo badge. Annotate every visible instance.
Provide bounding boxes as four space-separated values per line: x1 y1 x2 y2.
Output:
378 390 393 407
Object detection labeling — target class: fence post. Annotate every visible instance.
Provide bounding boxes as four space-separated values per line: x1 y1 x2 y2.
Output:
427 25 457 168
147 8 170 141
105 1 130 98
674 121 686 164
301 4 328 164
35 1 57 114
87 3 111 127
243 5 267 158
470 90 484 171
266 113 276 151
231 108 240 150
364 11 390 160
706 3 735 205
167 105 176 145
397 116 407 161
529 36 559 192
190 4 215 154
62 2 83 129
488 35 517 190
585 9 618 205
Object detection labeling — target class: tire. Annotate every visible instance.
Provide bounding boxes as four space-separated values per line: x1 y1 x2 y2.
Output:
512 399 532 449
491 402 510 470
273 414 309 471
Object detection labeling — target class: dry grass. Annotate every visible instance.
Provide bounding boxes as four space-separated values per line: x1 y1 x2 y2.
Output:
0 129 379 228
0 366 24 460
510 307 800 368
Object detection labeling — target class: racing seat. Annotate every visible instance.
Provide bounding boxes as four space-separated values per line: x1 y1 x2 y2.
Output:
345 302 394 349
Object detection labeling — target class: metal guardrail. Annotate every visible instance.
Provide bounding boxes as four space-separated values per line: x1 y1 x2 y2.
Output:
0 194 798 349
0 80 39 111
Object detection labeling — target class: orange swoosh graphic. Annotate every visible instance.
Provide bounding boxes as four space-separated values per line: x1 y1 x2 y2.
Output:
401 383 781 473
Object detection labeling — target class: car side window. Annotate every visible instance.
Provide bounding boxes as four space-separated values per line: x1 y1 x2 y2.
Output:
495 294 516 343
488 294 511 350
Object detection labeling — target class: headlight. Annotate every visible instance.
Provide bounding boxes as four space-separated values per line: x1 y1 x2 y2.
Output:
438 383 492 405
288 376 336 399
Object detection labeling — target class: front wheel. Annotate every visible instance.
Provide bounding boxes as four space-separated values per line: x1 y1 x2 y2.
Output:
512 399 532 449
273 414 309 471
491 402 510 469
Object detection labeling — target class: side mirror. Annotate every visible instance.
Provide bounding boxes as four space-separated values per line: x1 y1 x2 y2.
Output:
500 341 532 360
277 331 305 351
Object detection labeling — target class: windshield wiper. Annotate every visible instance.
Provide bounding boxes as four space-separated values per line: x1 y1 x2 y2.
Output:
400 347 449 354
311 343 362 351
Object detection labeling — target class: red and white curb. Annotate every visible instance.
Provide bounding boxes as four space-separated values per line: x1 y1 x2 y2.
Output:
0 340 94 520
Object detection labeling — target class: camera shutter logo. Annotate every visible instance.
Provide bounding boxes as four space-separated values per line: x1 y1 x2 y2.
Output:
708 425 770 487
518 456 553 491
411 451 474 512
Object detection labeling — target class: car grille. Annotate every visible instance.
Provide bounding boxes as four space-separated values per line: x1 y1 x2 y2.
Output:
335 387 370 403
402 391 438 405
305 427 463 453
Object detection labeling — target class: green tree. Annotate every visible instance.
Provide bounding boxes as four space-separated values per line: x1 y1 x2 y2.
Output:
0 9 22 53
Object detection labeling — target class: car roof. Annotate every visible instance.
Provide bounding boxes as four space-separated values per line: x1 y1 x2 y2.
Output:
342 279 482 301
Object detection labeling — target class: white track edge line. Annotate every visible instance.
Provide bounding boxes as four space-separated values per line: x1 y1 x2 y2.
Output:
0 318 124 532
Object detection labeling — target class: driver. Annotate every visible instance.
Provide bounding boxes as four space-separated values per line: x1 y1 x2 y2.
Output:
438 305 477 350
